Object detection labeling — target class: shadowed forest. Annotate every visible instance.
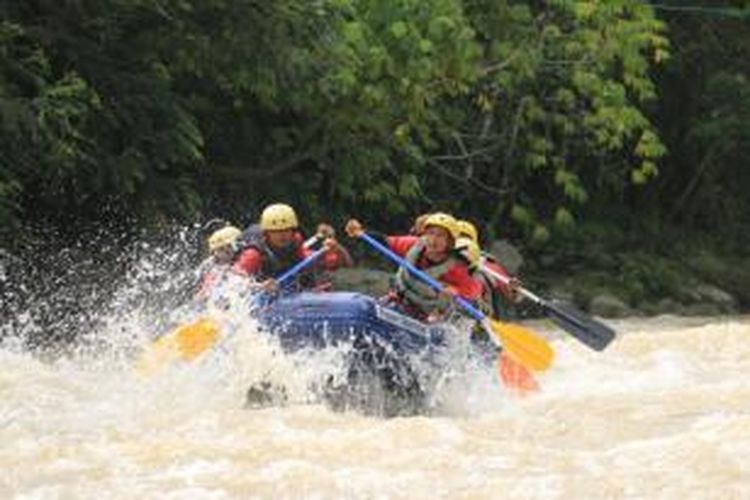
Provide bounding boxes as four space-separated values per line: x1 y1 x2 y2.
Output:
1 1 749 318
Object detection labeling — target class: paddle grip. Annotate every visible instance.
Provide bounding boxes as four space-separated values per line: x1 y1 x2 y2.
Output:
479 259 544 305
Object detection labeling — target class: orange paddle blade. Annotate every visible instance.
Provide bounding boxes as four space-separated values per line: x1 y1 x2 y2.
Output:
499 351 540 394
488 319 554 372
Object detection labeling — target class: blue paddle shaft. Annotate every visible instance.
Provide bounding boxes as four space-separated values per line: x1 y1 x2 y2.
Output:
359 232 485 322
276 247 327 285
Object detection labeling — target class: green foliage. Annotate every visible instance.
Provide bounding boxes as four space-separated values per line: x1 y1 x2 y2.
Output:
0 0 674 244
617 252 687 303
423 0 668 239
3 0 747 285
0 3 206 242
647 3 750 249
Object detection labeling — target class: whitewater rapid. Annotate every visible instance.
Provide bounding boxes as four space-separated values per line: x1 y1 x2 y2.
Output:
1 315 748 498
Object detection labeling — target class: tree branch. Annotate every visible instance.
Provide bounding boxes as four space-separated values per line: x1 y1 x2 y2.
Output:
212 121 323 180
426 157 510 196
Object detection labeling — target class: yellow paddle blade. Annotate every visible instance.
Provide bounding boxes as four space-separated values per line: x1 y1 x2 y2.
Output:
489 319 555 372
136 317 222 377
173 317 222 359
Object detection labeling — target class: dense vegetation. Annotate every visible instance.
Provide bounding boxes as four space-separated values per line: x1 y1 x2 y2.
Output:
1 1 749 311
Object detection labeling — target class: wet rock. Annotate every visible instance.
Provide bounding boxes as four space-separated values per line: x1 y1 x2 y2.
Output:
330 268 392 296
488 240 524 274
539 254 558 268
685 253 750 308
588 293 631 318
675 284 704 303
245 381 288 409
682 303 723 317
547 286 575 304
693 284 738 313
653 298 685 316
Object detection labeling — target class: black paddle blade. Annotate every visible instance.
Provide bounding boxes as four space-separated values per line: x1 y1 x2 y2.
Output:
543 299 616 351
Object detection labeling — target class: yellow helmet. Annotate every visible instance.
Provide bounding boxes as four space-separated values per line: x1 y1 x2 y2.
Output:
208 226 242 252
455 237 481 269
260 203 298 231
411 213 432 235
457 220 479 243
423 212 460 241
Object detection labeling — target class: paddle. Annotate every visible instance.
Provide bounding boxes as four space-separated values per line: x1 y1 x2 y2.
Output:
303 233 324 249
479 260 616 351
357 232 554 372
137 247 328 376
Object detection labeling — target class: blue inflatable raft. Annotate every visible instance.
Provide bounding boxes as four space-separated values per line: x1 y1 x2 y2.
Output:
251 291 457 416
257 291 447 355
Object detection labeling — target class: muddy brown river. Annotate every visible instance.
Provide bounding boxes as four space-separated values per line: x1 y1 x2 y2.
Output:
1 315 748 498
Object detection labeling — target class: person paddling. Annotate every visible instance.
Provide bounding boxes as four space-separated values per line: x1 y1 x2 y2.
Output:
308 223 354 290
345 213 482 322
233 203 349 293
195 225 243 300
456 220 523 317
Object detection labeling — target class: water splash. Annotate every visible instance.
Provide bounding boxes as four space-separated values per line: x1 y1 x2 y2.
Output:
5 228 750 496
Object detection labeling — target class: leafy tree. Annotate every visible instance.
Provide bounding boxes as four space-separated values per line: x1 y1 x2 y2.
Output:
1 1 207 245
421 0 668 242
0 0 697 254
649 1 750 249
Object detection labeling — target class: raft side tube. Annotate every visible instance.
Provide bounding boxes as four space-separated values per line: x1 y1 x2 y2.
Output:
258 292 445 354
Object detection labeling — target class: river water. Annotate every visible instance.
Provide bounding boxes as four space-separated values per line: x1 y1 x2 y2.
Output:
1 312 748 499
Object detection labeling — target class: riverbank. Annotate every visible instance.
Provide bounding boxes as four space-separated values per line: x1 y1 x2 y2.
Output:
334 241 750 319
